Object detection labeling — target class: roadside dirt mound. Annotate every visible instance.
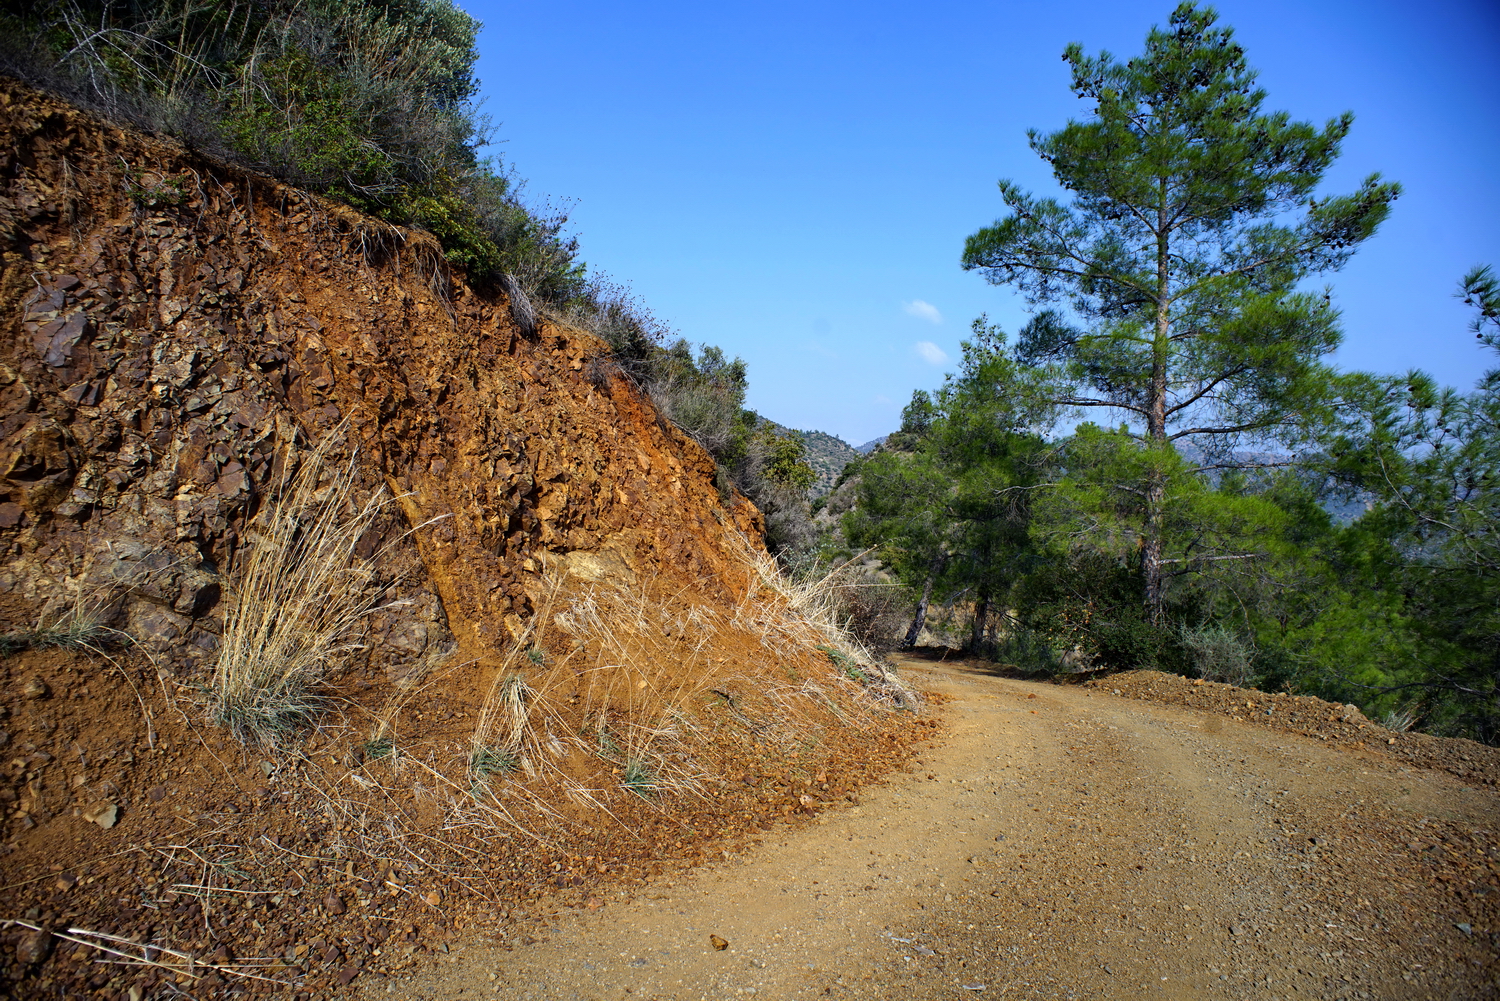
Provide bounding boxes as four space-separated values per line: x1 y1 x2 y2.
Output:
1092 670 1500 786
0 81 928 998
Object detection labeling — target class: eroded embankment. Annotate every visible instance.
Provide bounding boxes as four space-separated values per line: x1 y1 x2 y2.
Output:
0 81 927 998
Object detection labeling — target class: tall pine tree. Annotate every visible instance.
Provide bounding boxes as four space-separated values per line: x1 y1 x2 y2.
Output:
961 2 1398 624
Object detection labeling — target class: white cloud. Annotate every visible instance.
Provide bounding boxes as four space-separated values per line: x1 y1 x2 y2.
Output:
903 300 943 324
873 394 893 405
914 341 949 365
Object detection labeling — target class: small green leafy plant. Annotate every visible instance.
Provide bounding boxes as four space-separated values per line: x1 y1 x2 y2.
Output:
817 644 867 683
622 757 656 798
470 746 517 780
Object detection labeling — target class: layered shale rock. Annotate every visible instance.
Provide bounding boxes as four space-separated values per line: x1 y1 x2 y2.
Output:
0 82 764 675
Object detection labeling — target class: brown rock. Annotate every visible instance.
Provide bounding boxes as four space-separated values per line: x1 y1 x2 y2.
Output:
324 892 346 915
124 604 191 651
81 801 118 828
16 927 53 965
41 310 89 366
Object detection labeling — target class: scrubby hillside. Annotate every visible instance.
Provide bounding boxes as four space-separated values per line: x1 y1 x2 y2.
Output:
794 429 860 498
0 83 925 997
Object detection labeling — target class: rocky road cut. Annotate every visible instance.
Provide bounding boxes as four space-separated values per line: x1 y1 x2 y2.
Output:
374 655 1499 1001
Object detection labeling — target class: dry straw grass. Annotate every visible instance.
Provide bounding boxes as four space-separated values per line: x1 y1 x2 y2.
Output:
0 919 287 986
203 489 916 866
730 539 917 709
212 427 403 746
457 539 917 833
0 542 155 655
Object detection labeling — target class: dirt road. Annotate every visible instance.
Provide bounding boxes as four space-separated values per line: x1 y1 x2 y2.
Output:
373 655 1499 1000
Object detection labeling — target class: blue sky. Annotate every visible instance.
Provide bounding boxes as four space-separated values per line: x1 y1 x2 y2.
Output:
465 0 1500 446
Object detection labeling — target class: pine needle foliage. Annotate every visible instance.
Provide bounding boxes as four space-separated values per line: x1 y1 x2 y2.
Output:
961 2 1399 624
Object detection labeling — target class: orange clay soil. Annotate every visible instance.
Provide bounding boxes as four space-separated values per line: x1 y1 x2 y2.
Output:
380 652 1499 1001
0 81 929 998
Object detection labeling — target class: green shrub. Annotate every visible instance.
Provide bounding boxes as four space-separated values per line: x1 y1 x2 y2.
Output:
646 341 752 460
622 758 656 797
992 627 1065 675
1 0 589 306
1180 622 1256 687
470 746 517 779
817 644 868 683
361 736 395 761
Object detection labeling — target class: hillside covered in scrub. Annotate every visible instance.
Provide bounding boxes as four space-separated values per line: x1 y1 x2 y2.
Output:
0 82 925 997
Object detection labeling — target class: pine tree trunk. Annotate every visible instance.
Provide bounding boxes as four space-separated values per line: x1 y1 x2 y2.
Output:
969 590 991 653
901 573 935 648
1144 188 1171 626
1142 475 1165 623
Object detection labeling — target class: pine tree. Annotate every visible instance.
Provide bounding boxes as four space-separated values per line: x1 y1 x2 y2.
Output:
1329 267 1500 741
961 2 1398 623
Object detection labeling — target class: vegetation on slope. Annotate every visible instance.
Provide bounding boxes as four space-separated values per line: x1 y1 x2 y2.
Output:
2 1 589 303
1 0 818 552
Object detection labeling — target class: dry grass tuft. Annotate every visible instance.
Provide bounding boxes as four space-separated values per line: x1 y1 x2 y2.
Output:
0 552 140 655
731 540 919 710
1 606 113 654
212 429 394 746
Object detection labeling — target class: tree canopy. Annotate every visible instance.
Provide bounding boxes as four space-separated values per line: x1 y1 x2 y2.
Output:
961 1 1398 622
1323 267 1500 741
846 4 1500 745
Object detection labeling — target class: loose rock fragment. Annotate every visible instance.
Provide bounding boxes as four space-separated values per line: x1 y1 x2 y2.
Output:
81 801 118 828
16 928 53 965
709 934 729 951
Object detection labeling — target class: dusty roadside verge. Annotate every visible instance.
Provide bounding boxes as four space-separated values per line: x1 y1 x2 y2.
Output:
375 654 1499 1001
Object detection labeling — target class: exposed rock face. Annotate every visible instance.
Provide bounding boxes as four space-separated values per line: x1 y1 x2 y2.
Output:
0 82 925 1001
0 81 762 674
